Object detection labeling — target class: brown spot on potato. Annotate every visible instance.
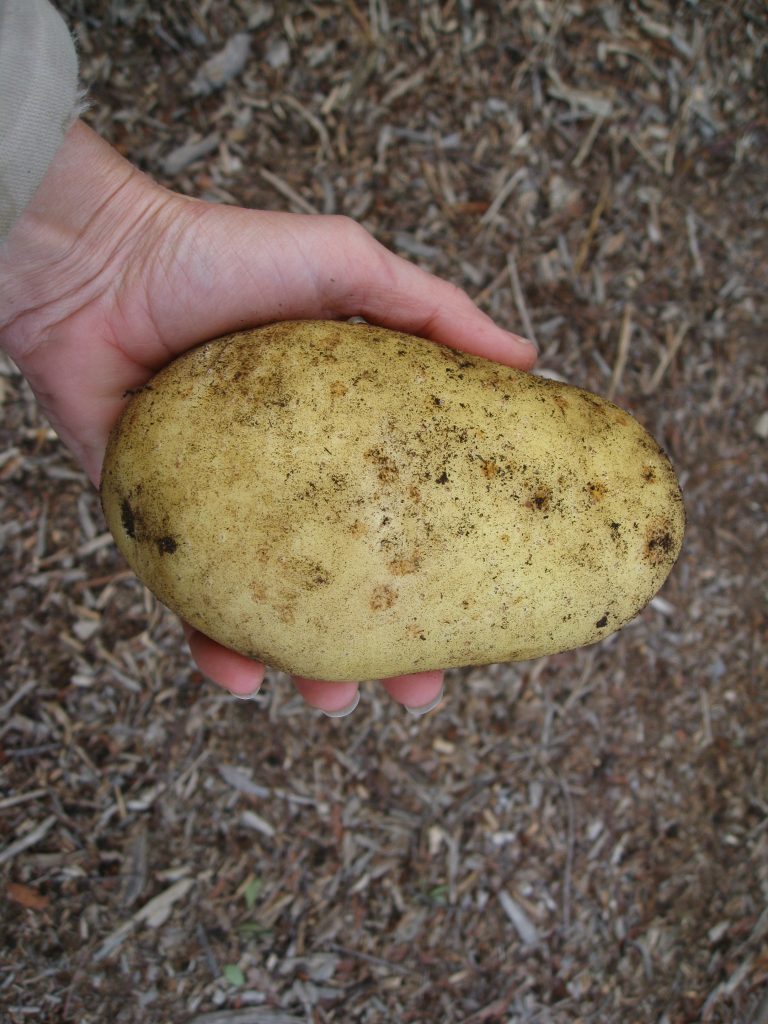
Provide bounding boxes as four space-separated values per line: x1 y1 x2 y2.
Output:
642 465 657 483
596 613 609 628
587 481 607 502
406 623 427 640
349 519 368 538
277 602 296 625
481 459 499 479
121 499 136 539
389 552 422 576
364 448 399 483
330 381 347 397
525 485 553 512
251 582 267 602
156 536 177 555
371 584 397 611
644 519 676 566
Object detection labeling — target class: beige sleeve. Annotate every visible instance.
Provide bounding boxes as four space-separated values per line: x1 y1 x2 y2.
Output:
0 0 80 239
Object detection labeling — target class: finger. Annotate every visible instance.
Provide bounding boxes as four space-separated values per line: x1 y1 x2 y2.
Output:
380 670 445 716
185 625 265 699
292 676 360 718
321 223 538 370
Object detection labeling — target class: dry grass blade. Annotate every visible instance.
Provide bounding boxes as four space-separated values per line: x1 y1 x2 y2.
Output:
506 250 538 349
607 302 634 401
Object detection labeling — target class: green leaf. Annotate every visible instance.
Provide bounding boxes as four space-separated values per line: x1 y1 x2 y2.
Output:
243 876 263 910
428 884 449 905
238 922 272 939
223 964 245 987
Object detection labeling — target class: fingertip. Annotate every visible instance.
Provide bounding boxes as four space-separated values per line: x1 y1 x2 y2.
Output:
186 627 265 697
381 670 445 712
292 676 361 716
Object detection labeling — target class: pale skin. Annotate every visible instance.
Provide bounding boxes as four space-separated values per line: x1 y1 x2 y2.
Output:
0 122 537 716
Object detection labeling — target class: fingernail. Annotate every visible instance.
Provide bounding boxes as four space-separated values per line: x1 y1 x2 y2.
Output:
514 334 539 355
228 688 261 701
322 691 360 718
405 686 444 717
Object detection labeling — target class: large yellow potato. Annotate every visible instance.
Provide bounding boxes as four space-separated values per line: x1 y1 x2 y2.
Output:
101 320 684 681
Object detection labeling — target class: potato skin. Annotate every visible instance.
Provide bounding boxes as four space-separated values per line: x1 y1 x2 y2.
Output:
101 320 684 681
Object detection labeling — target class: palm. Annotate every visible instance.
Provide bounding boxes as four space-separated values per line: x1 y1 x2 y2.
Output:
6 129 536 714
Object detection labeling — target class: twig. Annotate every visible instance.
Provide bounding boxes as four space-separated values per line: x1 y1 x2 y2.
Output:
573 113 606 169
259 168 319 215
506 250 539 350
0 815 57 867
607 303 634 401
188 1011 307 1024
93 877 194 962
325 943 416 976
643 320 689 394
574 180 611 274
281 95 333 158
559 779 576 934
686 209 705 277
480 167 526 225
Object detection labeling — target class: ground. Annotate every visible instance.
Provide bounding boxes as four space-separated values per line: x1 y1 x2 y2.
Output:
1 2 766 1022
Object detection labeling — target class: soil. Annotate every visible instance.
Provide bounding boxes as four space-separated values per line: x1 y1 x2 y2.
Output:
1 2 766 1022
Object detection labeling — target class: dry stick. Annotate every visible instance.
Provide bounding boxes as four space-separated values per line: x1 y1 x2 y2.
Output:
643 320 690 394
281 94 333 158
259 168 319 215
686 209 705 277
0 815 57 867
559 778 576 935
480 167 526 226
572 113 606 170
608 303 634 402
574 180 611 275
506 251 539 350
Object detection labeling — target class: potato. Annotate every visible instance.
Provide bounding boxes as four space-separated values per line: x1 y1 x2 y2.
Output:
101 320 684 681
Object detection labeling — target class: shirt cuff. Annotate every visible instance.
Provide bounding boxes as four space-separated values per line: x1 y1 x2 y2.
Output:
0 0 81 240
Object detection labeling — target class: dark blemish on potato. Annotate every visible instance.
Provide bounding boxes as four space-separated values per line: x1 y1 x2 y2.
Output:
121 499 136 539
365 448 398 483
330 381 348 397
596 614 609 628
432 395 444 407
645 520 676 565
642 465 657 483
156 536 177 555
481 460 499 479
525 485 553 512
587 481 607 502
436 470 450 484
371 584 397 611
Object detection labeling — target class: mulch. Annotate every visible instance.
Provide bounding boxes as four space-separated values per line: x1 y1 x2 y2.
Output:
1 2 766 1022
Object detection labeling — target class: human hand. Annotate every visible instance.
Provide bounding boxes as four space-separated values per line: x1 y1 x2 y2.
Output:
0 122 537 716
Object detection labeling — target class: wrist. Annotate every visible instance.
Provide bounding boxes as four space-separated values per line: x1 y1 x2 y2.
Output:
0 121 166 362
